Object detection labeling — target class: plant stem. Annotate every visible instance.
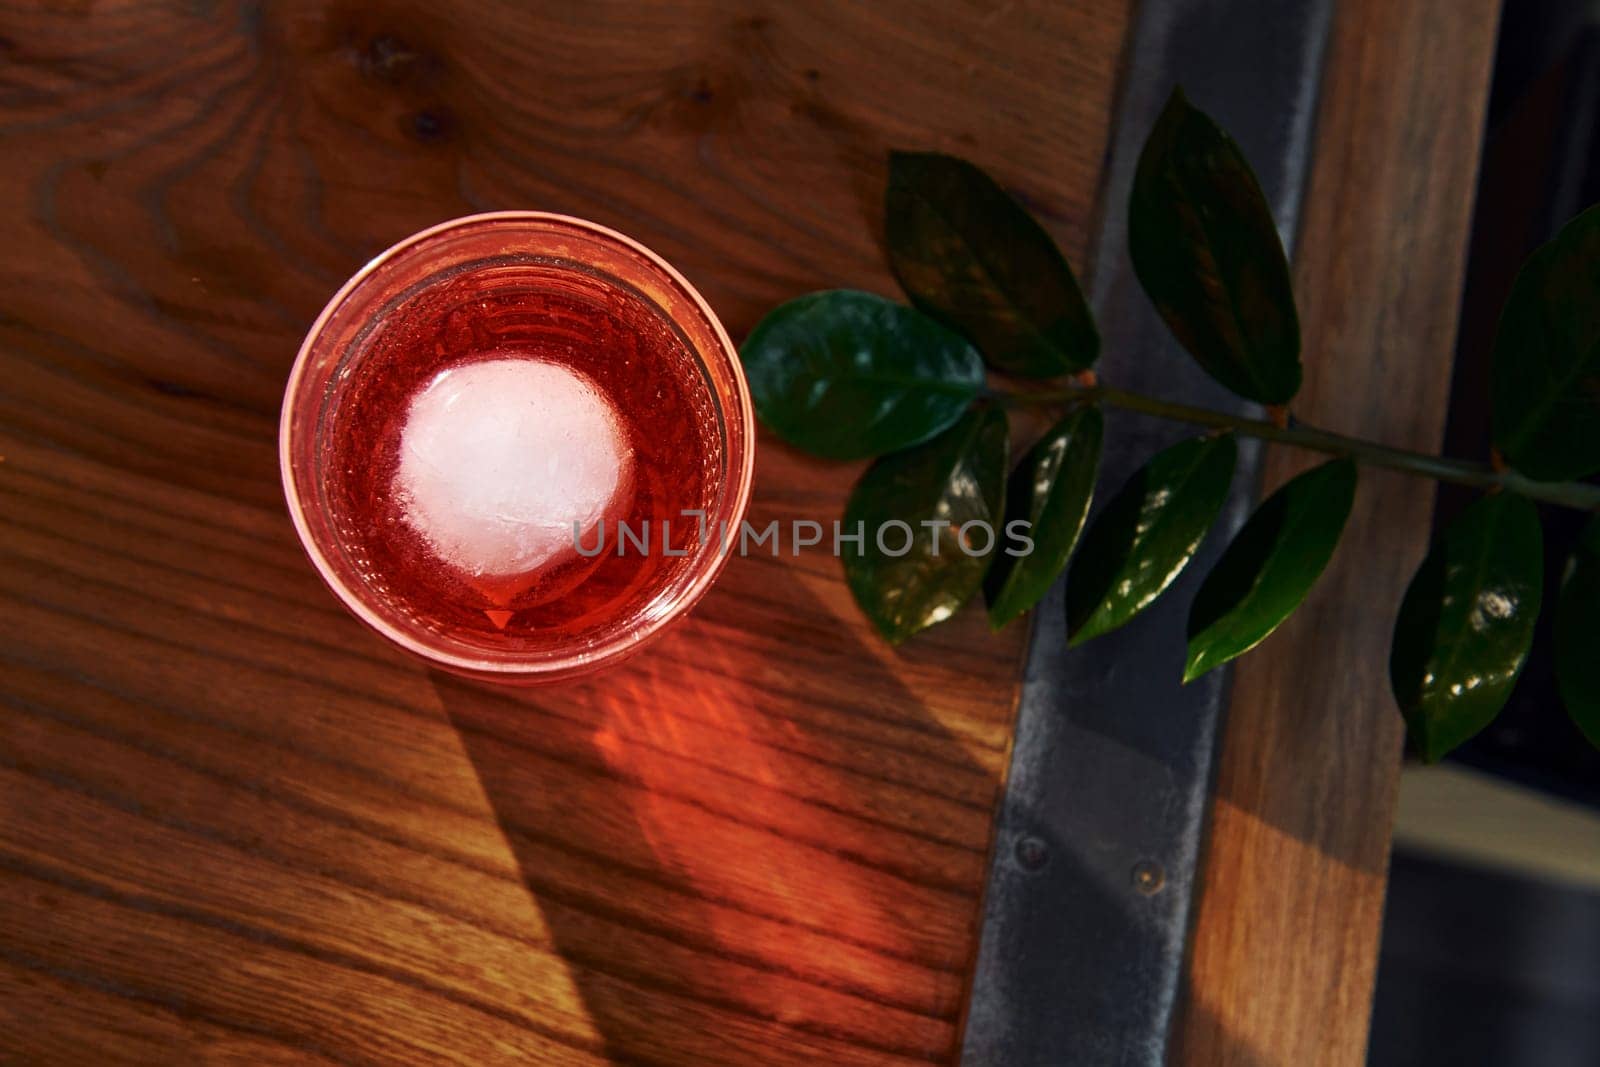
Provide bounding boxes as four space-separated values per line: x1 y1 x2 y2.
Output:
1000 383 1600 512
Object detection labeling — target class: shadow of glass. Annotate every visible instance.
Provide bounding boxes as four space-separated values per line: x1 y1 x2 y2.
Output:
431 554 1007 1065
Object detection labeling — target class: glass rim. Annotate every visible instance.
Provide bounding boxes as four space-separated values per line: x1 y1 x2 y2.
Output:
279 211 756 681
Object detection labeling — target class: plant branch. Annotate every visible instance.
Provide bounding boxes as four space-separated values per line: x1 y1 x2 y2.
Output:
998 383 1600 512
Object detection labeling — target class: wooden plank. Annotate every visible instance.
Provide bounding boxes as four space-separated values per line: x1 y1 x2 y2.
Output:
1174 1 1503 1063
1393 765 1600 892
0 2 1133 1062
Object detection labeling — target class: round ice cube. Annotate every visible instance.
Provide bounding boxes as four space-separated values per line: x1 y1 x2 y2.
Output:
394 357 631 577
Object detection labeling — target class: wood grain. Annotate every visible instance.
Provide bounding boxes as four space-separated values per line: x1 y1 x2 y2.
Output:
1174 1 1502 1063
0 2 1132 1063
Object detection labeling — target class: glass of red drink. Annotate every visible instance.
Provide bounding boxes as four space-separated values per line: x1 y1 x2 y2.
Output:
280 213 754 684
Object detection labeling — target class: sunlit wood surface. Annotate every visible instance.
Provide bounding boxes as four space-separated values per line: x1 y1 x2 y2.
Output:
0 2 1133 1062
1174 0 1502 1063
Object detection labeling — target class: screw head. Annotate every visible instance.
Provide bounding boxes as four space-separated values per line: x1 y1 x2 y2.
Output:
1014 835 1049 872
1132 860 1166 895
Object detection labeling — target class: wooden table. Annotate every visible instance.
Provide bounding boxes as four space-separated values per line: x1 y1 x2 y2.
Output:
0 3 1128 1063
0 1 1498 1063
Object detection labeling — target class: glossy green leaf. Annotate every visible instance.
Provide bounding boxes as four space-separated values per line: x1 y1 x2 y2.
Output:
886 151 1099 377
843 407 1008 644
1389 493 1544 764
1065 433 1238 645
1491 205 1600 482
1128 89 1301 405
1555 516 1600 750
740 290 984 460
1184 458 1356 682
985 407 1104 628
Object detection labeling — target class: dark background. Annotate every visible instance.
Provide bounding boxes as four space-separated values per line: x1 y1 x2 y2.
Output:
1369 1 1600 1063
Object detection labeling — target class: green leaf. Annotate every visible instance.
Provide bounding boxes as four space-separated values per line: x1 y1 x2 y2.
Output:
886 151 1099 377
843 407 1008 644
1065 433 1238 645
1184 458 1357 682
740 290 985 460
1128 88 1302 405
1491 205 1600 482
1389 493 1544 764
1555 516 1600 750
985 407 1104 627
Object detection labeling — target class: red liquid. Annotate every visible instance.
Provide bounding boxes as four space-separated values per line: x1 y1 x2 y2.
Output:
324 259 722 654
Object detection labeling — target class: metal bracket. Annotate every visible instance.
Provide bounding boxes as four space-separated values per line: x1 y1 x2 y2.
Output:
961 2 1335 1062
